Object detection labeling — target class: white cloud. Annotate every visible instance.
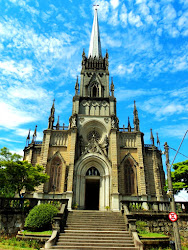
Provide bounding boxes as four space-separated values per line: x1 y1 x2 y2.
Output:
94 0 110 21
0 138 22 143
110 0 119 9
109 10 119 26
80 5 88 18
112 63 136 76
7 86 51 100
162 4 177 21
0 101 36 129
177 10 188 32
0 60 33 79
139 3 150 16
175 190 188 202
120 4 128 26
128 11 143 27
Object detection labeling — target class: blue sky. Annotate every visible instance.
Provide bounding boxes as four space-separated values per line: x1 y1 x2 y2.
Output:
0 0 188 169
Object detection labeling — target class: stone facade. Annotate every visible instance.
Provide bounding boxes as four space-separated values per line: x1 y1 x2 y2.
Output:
23 9 167 211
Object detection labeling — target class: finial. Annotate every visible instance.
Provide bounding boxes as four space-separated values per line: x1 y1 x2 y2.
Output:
48 100 55 129
105 49 109 59
133 101 140 131
111 77 114 97
75 76 79 95
26 129 31 140
26 129 31 147
156 132 160 147
32 125 37 143
150 129 154 146
93 4 99 10
128 117 131 132
56 116 60 130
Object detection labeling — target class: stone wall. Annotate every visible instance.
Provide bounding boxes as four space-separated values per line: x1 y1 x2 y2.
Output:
0 210 26 235
133 212 188 242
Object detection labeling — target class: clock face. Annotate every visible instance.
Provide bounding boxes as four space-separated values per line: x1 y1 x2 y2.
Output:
87 130 100 142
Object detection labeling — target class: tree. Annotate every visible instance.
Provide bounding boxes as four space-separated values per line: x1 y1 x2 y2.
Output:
0 147 49 198
171 159 188 193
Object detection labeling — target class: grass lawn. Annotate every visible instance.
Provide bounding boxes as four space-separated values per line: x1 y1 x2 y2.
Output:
21 230 52 235
139 232 168 238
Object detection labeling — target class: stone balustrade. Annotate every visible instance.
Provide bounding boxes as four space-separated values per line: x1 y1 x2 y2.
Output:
121 200 188 213
0 197 68 212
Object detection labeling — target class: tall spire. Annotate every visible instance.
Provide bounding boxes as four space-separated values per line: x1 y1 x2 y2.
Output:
88 7 102 58
48 99 55 129
150 129 155 146
32 125 37 143
133 100 140 132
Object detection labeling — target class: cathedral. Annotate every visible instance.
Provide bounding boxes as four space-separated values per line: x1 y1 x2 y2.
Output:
23 8 166 211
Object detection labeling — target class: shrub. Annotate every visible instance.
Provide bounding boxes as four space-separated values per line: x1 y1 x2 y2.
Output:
24 203 58 231
136 220 147 233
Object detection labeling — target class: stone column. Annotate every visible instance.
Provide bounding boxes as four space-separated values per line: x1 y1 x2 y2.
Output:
152 148 163 201
135 132 147 196
38 130 52 193
110 129 119 211
66 128 77 209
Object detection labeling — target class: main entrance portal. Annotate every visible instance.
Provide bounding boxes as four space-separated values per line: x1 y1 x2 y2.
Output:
85 179 100 210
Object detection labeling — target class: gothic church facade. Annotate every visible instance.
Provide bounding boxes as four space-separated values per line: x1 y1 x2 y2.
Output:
24 9 166 211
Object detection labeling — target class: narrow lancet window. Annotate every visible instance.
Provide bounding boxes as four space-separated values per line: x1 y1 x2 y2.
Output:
49 157 62 192
124 159 136 195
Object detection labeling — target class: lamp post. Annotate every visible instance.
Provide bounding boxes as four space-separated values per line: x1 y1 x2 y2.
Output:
164 130 188 250
164 142 181 250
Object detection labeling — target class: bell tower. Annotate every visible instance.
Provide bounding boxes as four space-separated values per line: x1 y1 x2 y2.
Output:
72 8 117 119
71 7 119 211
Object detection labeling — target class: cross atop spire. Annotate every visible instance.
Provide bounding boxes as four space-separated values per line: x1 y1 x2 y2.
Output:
88 7 102 58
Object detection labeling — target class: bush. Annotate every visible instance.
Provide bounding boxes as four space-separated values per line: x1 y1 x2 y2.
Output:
24 203 58 231
136 220 147 233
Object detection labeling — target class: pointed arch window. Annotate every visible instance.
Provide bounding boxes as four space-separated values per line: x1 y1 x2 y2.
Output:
90 82 99 97
49 157 62 192
124 159 136 195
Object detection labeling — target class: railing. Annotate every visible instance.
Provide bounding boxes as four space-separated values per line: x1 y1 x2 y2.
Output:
0 198 68 212
119 127 134 132
53 124 69 130
121 200 188 213
144 144 154 147
35 141 42 145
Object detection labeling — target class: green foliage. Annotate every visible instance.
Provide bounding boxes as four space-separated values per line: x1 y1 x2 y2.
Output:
22 230 52 235
171 160 188 193
0 147 49 197
0 236 41 250
24 203 58 231
136 220 147 233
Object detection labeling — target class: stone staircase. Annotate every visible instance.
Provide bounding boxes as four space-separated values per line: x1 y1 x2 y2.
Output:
48 210 139 249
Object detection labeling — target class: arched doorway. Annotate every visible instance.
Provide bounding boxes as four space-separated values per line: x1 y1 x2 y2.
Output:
85 167 100 210
74 155 110 211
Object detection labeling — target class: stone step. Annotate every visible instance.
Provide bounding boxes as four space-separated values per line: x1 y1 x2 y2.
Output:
64 227 126 231
49 211 137 250
63 230 130 235
66 223 125 228
59 234 131 239
53 242 135 247
42 247 139 250
57 238 134 244
50 247 139 250
67 217 124 220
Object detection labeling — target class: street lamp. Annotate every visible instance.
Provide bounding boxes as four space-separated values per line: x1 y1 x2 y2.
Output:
164 130 188 250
